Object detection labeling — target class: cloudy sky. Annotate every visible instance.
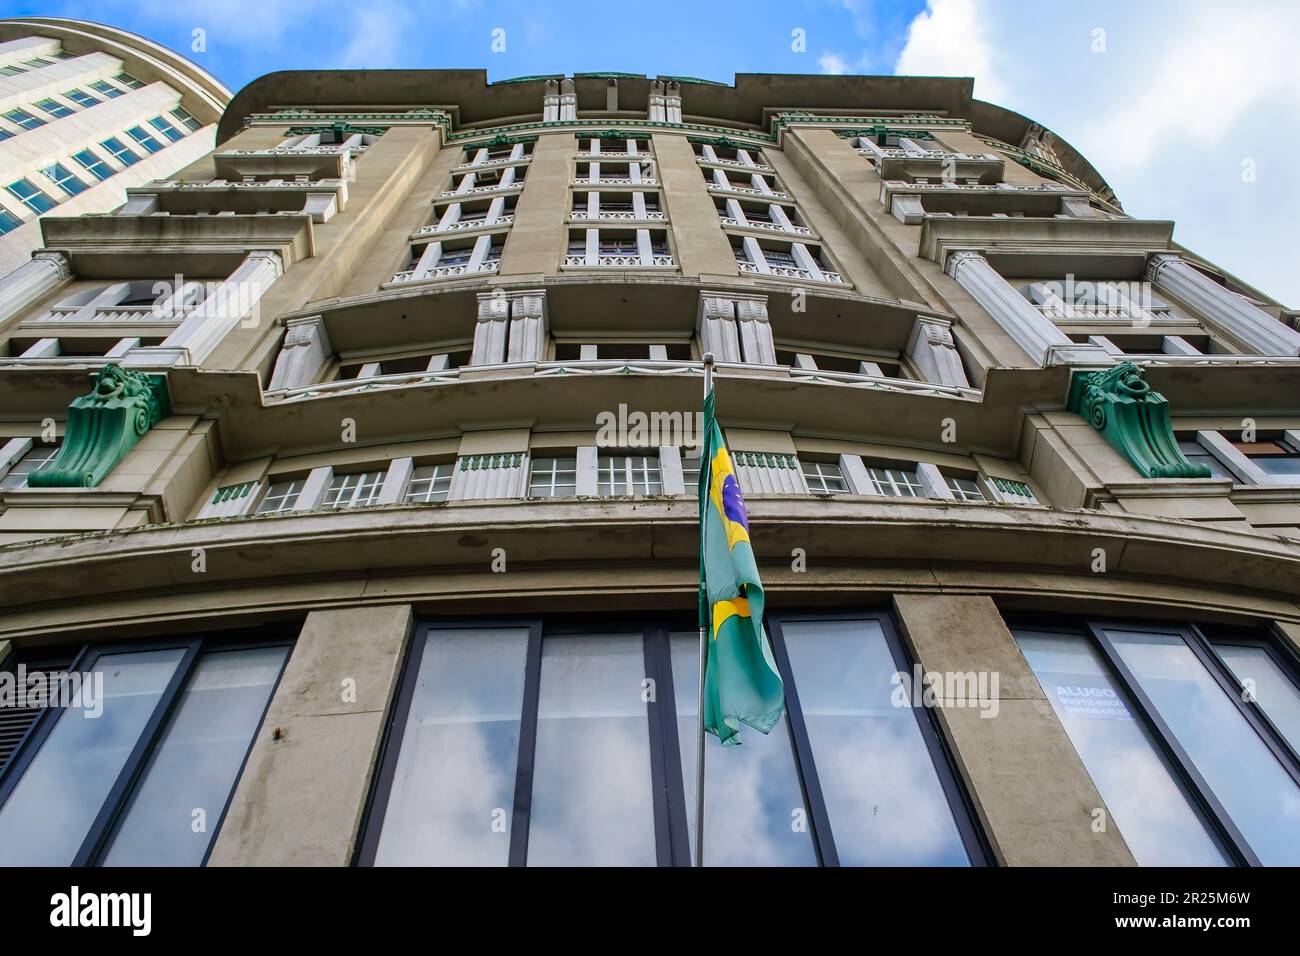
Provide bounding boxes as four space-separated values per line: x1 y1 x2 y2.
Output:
6 0 1297 303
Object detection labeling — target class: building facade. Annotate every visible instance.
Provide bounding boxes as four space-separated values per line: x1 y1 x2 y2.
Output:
0 17 228 276
0 69 1298 867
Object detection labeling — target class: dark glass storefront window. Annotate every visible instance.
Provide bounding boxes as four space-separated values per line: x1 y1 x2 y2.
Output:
360 613 986 866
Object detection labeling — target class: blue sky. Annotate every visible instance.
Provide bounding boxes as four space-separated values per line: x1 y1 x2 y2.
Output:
5 0 1298 305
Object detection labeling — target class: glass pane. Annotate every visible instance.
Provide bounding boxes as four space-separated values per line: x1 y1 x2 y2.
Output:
671 632 816 866
0 648 185 865
99 645 288 866
374 627 529 866
1108 628 1300 865
1214 643 1300 754
781 619 969 866
1016 631 1228 865
526 634 655 865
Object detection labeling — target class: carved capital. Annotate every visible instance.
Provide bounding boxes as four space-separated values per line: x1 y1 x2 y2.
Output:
1066 362 1209 479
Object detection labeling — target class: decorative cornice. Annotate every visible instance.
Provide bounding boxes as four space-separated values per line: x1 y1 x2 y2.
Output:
250 109 453 136
28 364 172 489
1067 363 1210 479
834 127 935 141
285 121 388 137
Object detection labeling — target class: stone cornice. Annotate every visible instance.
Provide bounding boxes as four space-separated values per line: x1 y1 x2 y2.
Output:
919 216 1175 268
0 498 1296 627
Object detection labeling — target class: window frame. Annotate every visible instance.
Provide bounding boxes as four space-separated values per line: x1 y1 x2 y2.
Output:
1011 614 1300 867
357 609 990 867
0 628 294 867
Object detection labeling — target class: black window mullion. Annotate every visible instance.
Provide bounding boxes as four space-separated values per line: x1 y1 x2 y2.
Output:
353 620 429 867
1088 622 1258 866
642 626 679 866
506 620 543 867
651 627 692 866
73 638 204 866
1184 623 1300 787
765 614 839 867
877 612 991 866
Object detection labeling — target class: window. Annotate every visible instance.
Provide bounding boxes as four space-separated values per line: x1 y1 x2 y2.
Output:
361 613 983 867
0 128 11 142
322 470 385 509
99 136 139 166
1016 620 1300 866
0 635 290 865
88 80 123 99
34 98 74 119
868 466 925 498
3 109 45 131
255 478 305 514
681 448 702 495
528 457 576 497
1178 439 1233 479
114 72 145 89
41 163 88 198
0 64 26 76
22 57 53 68
801 460 849 495
1237 438 1300 479
946 476 987 502
0 208 21 235
405 463 453 503
599 236 638 255
598 453 661 495
6 179 56 214
170 106 202 131
72 148 114 181
0 444 60 489
126 125 164 154
63 88 100 109
149 115 184 142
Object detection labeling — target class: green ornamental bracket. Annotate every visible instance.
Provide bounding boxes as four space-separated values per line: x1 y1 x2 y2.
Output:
30 363 171 488
1066 363 1209 479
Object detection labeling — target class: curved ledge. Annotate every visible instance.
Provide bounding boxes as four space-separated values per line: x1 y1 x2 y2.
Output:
1 498 1296 614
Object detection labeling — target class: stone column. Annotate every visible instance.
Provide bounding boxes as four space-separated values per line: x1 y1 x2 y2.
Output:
268 315 332 390
906 316 970 387
0 251 71 326
1147 253 1300 356
892 593 1137 866
734 294 776 365
696 292 742 363
208 605 415 866
132 250 284 366
472 291 510 365
506 290 547 363
946 251 1114 367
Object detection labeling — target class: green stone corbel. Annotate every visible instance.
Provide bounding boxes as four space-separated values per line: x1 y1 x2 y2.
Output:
30 363 171 488
1066 363 1209 479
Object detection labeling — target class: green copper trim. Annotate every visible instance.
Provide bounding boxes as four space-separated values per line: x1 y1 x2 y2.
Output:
834 126 935 141
30 364 171 489
494 74 564 85
658 75 726 86
285 121 388 137
1066 363 1209 479
574 72 644 80
460 132 539 150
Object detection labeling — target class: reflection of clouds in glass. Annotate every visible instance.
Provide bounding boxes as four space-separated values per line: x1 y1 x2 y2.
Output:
0 649 184 866
526 635 655 866
1020 632 1227 866
1216 645 1300 754
781 619 969 867
102 646 288 866
1110 632 1300 865
671 633 817 866
375 627 528 866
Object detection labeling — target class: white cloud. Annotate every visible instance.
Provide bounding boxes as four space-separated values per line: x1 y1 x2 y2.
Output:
890 0 1300 304
819 52 850 75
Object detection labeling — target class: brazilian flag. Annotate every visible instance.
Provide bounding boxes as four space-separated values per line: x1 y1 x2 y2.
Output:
698 387 786 745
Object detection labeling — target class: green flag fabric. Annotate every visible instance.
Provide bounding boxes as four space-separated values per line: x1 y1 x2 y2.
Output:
698 387 786 745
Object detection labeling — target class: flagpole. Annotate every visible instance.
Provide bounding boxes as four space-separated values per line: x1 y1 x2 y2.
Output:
695 351 714 868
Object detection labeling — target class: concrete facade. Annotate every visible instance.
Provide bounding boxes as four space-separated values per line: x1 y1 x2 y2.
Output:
0 67 1297 867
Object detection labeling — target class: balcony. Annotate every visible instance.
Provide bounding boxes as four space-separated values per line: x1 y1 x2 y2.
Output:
213 144 364 181
390 258 502 283
571 176 659 187
562 254 675 268
413 215 514 237
438 181 524 199
575 150 652 160
122 178 348 223
855 141 1004 184
453 155 532 173
737 261 844 283
878 179 1097 224
569 210 666 222
719 215 813 236
706 182 790 200
695 154 773 173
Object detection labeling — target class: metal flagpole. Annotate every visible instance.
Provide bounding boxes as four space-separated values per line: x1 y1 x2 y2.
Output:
695 352 714 868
